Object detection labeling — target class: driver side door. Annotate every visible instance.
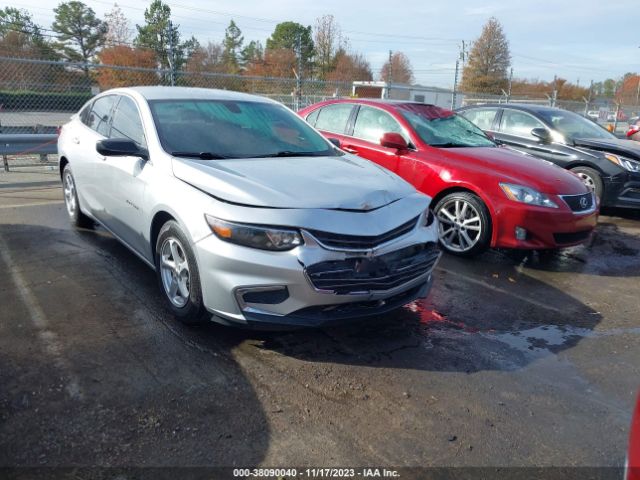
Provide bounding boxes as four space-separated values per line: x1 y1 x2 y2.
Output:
98 94 153 258
496 108 569 163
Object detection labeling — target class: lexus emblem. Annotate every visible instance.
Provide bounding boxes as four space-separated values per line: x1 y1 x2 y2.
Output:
579 197 588 209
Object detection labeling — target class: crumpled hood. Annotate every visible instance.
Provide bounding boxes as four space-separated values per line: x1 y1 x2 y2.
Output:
434 146 588 195
171 154 416 209
573 137 640 160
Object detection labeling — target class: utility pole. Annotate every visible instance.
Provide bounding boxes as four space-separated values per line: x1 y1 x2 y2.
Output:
451 41 466 109
550 74 558 107
451 59 460 109
583 79 594 117
386 50 393 99
507 67 513 103
166 20 175 86
295 32 303 110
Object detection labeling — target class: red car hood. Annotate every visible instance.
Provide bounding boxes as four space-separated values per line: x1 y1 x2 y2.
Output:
433 146 588 195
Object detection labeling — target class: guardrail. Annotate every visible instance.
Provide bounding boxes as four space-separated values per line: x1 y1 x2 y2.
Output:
0 134 58 172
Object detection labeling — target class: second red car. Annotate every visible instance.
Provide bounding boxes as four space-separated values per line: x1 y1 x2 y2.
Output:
299 99 598 256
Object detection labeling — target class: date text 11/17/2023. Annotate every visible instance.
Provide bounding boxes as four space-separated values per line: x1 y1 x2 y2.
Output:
232 468 400 478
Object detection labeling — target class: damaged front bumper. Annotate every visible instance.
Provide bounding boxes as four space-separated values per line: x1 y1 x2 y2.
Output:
193 199 440 327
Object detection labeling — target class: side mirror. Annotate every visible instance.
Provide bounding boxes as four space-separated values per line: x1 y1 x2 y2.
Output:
380 132 409 152
531 128 551 143
327 137 341 148
96 138 148 160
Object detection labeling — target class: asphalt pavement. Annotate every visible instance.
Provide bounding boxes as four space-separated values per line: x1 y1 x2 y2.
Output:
1 169 639 473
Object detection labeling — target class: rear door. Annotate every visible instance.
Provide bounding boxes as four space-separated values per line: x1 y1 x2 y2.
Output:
73 94 117 218
306 102 356 147
341 105 411 174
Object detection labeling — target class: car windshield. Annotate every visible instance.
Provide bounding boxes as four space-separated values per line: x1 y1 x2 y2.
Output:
537 109 616 141
397 104 496 148
149 99 338 159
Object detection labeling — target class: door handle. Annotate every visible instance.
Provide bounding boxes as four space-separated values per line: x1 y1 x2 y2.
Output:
72 137 80 144
342 145 358 154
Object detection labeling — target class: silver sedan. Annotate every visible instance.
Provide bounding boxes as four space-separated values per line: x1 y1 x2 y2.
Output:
58 86 440 327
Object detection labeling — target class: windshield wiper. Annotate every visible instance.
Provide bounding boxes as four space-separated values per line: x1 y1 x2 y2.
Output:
464 129 497 144
429 142 470 148
171 151 229 160
257 151 324 158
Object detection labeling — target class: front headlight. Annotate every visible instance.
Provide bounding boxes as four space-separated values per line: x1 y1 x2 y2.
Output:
205 216 303 251
499 183 559 208
605 154 640 172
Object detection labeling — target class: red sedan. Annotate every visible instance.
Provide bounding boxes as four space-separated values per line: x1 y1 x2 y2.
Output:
628 394 640 479
299 99 598 256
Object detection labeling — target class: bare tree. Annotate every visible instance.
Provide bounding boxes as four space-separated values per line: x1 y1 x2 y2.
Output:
185 41 225 74
104 3 132 45
314 14 343 79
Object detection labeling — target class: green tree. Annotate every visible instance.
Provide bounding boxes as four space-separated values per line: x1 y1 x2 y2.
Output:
222 20 243 73
52 1 107 76
135 0 199 78
603 78 616 98
266 21 314 73
0 7 42 39
241 40 263 70
0 6 57 57
460 17 511 94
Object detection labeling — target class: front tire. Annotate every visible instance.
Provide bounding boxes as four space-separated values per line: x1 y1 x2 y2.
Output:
155 221 208 325
62 164 93 228
434 192 491 256
570 166 603 200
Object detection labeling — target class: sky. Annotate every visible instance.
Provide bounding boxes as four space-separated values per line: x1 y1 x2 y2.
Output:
8 0 640 88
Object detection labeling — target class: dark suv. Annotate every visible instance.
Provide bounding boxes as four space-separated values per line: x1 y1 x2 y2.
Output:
457 103 640 209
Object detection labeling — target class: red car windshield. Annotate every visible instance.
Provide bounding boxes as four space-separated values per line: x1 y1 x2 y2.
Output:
397 104 496 148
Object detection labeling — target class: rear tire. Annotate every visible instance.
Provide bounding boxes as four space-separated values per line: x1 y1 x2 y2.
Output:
62 164 93 228
155 220 208 325
570 166 603 200
434 192 491 257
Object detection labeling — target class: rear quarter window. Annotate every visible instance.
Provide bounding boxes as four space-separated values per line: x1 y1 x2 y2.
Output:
305 109 320 126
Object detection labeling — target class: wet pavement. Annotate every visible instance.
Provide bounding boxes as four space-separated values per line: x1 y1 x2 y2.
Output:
0 169 639 469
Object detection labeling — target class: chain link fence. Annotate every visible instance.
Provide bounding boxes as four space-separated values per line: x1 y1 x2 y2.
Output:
0 55 352 135
0 54 631 138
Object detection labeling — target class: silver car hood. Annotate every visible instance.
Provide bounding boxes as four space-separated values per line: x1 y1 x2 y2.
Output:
171 154 415 210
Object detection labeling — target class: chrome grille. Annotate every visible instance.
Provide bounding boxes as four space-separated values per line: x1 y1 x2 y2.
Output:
306 216 419 250
561 192 595 212
306 242 440 295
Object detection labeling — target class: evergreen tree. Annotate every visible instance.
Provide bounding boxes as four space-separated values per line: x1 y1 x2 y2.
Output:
52 1 107 75
266 22 314 73
222 20 243 73
135 0 198 75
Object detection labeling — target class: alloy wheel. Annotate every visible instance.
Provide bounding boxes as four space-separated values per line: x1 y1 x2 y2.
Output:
63 170 77 217
436 199 483 253
160 237 191 308
576 172 596 192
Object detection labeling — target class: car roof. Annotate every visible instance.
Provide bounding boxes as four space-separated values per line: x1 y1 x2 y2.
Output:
459 103 565 115
104 86 278 104
313 98 447 112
